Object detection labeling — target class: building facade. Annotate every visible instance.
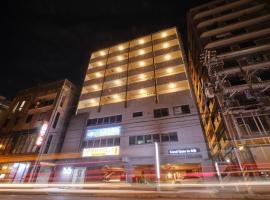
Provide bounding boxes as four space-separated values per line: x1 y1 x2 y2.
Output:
0 96 10 123
57 27 210 184
187 0 270 173
0 79 77 183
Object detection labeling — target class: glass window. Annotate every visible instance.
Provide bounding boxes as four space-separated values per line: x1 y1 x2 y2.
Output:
129 136 136 145
38 112 46 121
169 132 178 141
25 114 33 123
104 117 109 124
152 134 160 142
116 115 122 122
100 139 107 147
136 135 145 144
97 118 103 125
88 140 94 147
110 116 116 123
114 137 120 146
154 108 169 118
93 139 100 147
108 138 114 146
161 134 169 142
145 135 152 143
52 112 60 129
181 105 190 114
133 112 143 117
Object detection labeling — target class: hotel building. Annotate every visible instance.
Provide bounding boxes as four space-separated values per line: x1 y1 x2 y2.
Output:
57 27 210 183
187 0 270 172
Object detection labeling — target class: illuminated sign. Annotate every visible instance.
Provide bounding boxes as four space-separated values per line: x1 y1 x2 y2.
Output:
36 123 48 146
82 146 120 157
169 148 199 155
86 126 121 139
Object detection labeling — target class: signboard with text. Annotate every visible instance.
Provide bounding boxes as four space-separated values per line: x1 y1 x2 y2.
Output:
82 146 120 157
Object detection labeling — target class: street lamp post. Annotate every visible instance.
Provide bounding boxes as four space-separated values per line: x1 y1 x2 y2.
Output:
154 142 160 191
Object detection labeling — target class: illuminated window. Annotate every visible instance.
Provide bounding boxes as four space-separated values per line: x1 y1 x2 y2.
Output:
118 45 124 51
139 74 145 79
166 68 173 73
139 89 145 94
116 67 122 72
98 62 103 66
163 43 169 48
169 83 176 88
100 51 106 56
165 54 171 60
96 72 101 78
139 50 145 55
162 32 167 38
139 39 144 44
139 61 145 67
118 56 123 61
113 94 119 99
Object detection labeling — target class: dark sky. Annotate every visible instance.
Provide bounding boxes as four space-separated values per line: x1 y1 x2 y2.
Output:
0 0 212 100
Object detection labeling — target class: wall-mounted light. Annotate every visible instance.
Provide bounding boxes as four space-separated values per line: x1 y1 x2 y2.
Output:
118 45 124 51
162 32 167 38
139 61 145 67
98 62 103 66
165 54 171 60
163 43 169 48
118 56 123 61
100 51 105 56
139 50 145 55
139 39 144 44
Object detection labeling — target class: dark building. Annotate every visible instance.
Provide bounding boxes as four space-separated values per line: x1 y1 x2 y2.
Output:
0 79 77 183
187 0 270 174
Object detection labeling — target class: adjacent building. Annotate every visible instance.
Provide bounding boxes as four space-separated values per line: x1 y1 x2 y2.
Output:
187 0 270 172
0 96 10 123
57 27 210 183
0 79 77 183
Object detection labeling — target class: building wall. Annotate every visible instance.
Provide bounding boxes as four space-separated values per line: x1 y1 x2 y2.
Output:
187 0 270 165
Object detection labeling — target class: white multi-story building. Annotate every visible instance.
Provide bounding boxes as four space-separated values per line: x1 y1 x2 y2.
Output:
57 27 210 183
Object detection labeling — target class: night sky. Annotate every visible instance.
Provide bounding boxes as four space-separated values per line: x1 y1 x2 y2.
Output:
1 0 212 100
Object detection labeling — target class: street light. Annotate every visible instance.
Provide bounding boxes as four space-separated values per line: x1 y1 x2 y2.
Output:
154 142 160 191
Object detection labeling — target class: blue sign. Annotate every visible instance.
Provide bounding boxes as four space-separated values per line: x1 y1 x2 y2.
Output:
86 126 121 138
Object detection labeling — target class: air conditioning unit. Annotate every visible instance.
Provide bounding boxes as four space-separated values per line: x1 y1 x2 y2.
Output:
205 86 215 98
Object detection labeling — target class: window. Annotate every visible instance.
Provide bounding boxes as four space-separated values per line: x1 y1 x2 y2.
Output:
161 134 169 142
173 105 190 115
145 135 152 144
169 132 178 141
133 112 143 118
52 112 60 129
181 105 190 114
152 134 160 142
154 108 169 118
114 137 120 146
108 138 114 146
44 135 53 154
60 96 66 107
18 100 26 111
129 136 136 145
116 115 122 122
12 101 20 113
93 139 100 147
137 136 144 145
25 114 33 123
87 115 122 126
101 139 107 147
38 112 46 121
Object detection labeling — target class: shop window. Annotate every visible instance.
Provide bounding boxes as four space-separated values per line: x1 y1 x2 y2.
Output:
137 136 145 145
169 132 178 141
154 108 169 118
133 112 143 118
129 136 136 145
52 112 60 129
25 114 33 123
38 112 46 121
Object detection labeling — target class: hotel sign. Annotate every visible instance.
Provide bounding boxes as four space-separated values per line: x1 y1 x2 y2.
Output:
82 146 120 157
86 126 121 139
169 148 200 155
